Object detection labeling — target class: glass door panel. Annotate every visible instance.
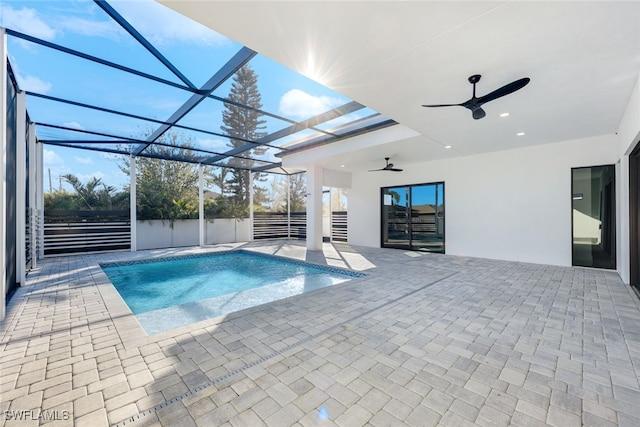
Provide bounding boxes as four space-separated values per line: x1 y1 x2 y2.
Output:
382 187 409 248
410 183 445 252
572 165 616 269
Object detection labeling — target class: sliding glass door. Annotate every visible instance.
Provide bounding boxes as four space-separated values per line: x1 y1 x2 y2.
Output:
382 182 444 252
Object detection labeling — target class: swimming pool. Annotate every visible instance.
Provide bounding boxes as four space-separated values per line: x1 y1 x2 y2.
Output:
101 250 364 334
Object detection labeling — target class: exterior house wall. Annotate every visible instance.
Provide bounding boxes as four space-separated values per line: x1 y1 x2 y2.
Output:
616 75 640 283
349 134 618 267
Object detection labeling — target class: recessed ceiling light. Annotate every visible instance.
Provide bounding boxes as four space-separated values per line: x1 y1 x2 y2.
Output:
340 165 345 168
444 145 452 149
500 112 510 117
517 132 525 136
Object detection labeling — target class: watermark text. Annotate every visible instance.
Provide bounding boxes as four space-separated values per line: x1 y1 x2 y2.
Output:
4 409 70 421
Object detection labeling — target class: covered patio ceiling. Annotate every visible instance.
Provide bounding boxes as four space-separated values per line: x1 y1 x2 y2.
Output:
163 1 640 173
3 0 397 174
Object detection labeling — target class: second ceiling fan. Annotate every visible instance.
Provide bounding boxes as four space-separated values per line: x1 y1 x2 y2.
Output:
369 157 403 172
422 74 530 120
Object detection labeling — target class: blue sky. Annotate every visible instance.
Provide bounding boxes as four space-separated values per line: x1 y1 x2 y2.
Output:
1 0 363 192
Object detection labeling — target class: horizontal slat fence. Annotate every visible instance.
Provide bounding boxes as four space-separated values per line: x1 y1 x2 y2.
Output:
44 210 130 256
25 207 32 265
411 213 437 233
253 212 306 240
331 211 348 242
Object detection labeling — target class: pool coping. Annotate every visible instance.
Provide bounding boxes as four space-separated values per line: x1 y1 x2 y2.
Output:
96 247 370 349
99 248 366 278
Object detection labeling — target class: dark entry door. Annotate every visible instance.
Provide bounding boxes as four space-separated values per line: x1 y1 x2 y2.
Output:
571 165 616 269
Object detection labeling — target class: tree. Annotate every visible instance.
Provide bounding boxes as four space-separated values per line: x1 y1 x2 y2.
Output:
289 174 307 212
208 166 230 197
267 173 307 213
269 175 289 212
330 188 348 211
44 174 128 211
119 132 200 222
62 174 111 210
220 65 267 212
252 172 271 211
44 189 79 211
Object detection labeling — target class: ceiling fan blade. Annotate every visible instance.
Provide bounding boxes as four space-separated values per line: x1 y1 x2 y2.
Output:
476 77 530 105
368 168 386 172
472 108 486 120
421 103 463 108
389 168 404 172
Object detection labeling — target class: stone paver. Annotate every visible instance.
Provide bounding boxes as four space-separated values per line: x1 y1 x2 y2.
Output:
2 240 640 426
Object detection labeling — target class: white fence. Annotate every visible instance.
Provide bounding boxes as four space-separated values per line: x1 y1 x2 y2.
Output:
136 219 250 250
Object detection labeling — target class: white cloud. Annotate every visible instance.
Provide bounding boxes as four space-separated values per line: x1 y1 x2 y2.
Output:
43 148 70 191
199 138 228 152
74 156 94 165
43 149 65 168
57 16 124 39
279 89 344 119
8 56 53 93
0 4 123 44
63 122 85 131
0 2 226 48
0 6 56 40
110 0 228 47
77 171 106 182
16 74 52 94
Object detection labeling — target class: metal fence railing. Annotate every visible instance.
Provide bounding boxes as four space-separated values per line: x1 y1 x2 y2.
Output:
253 211 348 243
331 211 348 242
253 212 306 240
44 210 131 256
25 207 32 266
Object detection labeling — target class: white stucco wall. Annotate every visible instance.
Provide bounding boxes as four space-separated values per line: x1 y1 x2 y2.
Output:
323 169 352 189
349 134 618 266
205 218 250 244
136 220 200 250
137 219 250 250
618 76 640 157
616 75 640 283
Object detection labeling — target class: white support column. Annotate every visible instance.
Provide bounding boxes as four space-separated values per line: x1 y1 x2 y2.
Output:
249 171 254 241
1 28 7 321
129 155 137 252
28 122 37 268
306 164 323 251
328 188 333 243
287 174 291 239
199 164 205 247
15 91 26 286
37 140 44 260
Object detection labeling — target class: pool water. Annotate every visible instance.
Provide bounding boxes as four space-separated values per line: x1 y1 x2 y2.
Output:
101 250 364 333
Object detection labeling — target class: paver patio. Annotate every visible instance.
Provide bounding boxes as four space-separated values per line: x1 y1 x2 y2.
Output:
1 240 639 426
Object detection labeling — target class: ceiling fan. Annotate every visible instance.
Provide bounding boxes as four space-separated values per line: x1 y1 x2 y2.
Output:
369 157 403 172
422 74 530 120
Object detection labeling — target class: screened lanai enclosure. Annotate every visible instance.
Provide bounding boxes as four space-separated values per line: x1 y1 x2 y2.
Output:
0 0 396 319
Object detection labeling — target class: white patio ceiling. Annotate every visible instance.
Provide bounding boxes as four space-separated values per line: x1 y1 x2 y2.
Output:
162 0 640 172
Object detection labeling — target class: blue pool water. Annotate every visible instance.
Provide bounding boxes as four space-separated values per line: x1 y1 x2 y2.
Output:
101 251 364 333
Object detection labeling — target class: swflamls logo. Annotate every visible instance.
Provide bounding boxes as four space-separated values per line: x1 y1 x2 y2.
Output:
4 410 70 420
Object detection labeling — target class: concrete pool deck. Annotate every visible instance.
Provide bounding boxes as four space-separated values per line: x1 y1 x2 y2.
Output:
1 240 640 426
